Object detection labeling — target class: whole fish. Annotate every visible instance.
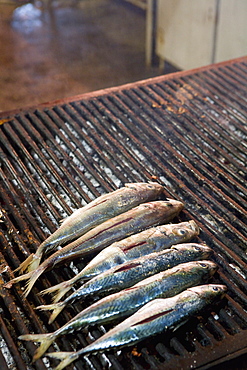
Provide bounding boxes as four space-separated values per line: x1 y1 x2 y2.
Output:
37 243 212 322
42 220 200 303
7 199 183 297
45 284 227 370
41 259 217 325
20 261 217 360
16 182 164 273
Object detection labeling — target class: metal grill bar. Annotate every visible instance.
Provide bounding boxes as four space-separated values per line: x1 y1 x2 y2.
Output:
0 57 246 370
94 91 247 256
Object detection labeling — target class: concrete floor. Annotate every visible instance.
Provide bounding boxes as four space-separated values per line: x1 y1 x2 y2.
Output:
0 0 176 112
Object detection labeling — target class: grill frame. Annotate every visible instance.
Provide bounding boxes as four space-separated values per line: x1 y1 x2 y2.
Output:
0 56 246 370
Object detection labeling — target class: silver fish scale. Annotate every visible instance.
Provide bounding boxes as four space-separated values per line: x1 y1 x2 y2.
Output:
61 261 216 331
76 285 227 357
65 244 211 304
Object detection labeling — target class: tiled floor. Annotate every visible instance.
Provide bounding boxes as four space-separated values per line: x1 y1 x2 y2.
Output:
0 0 177 112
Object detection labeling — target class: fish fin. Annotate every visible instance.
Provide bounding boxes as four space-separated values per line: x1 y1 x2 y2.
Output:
14 254 35 274
26 254 42 272
39 283 64 297
14 252 42 274
36 303 65 324
59 207 83 225
19 333 54 360
52 284 72 303
59 217 67 224
171 319 189 332
4 270 33 289
40 281 72 303
22 266 45 297
47 352 78 370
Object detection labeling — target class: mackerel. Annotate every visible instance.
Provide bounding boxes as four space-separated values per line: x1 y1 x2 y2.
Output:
46 284 227 370
16 182 164 273
7 199 183 297
19 261 217 360
37 243 212 321
42 220 199 303
39 260 217 325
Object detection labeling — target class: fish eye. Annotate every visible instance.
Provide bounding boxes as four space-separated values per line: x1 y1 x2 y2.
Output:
213 286 219 291
200 263 207 267
194 246 201 251
178 229 186 235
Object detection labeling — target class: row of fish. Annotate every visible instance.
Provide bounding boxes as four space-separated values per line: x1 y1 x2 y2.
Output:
40 220 199 303
8 183 185 297
46 284 226 370
20 258 218 359
5 182 227 369
20 283 226 370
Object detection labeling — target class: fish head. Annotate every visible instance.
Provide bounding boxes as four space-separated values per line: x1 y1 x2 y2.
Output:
172 243 213 260
187 220 200 235
196 260 218 277
165 199 184 214
188 284 227 302
181 260 218 279
136 199 184 220
125 182 164 197
144 199 184 222
163 220 200 241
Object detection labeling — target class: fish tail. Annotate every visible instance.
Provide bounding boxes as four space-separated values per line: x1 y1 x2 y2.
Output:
26 253 42 272
14 242 46 274
47 352 79 370
22 265 46 297
4 270 34 289
19 333 54 361
14 254 35 274
40 281 72 303
36 302 65 324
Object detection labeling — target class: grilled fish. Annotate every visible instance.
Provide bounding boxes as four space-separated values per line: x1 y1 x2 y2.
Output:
7 199 183 297
16 182 164 273
40 260 217 325
19 261 217 360
37 243 212 322
42 220 200 303
45 284 227 369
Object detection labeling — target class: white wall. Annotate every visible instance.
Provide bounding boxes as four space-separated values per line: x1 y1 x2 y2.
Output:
155 0 247 70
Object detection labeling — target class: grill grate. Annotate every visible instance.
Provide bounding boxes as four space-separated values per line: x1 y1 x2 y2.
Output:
0 57 247 369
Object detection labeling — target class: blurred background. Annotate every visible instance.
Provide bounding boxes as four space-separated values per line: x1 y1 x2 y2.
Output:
0 0 246 112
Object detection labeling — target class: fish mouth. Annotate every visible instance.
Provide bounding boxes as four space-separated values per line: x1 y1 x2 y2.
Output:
188 220 200 233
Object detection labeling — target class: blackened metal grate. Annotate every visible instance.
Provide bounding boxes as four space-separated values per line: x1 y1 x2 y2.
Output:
0 57 246 370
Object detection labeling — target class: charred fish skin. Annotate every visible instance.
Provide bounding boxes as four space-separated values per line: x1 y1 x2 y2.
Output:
18 261 218 361
16 182 164 273
47 243 213 308
9 199 183 297
46 285 227 369
39 260 218 325
41 220 199 302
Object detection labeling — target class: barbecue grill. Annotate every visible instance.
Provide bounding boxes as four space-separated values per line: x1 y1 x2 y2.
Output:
0 56 246 370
